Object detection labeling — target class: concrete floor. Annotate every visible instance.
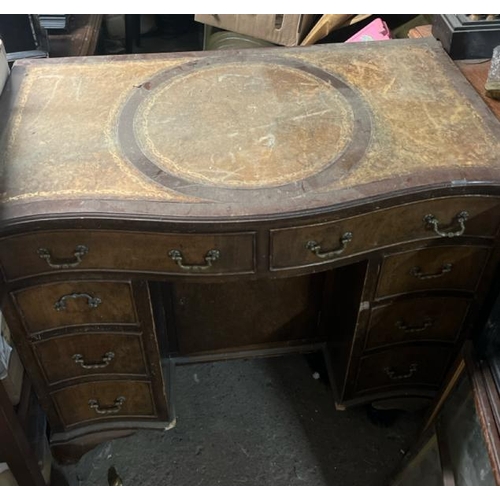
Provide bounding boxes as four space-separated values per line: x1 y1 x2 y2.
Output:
56 355 422 486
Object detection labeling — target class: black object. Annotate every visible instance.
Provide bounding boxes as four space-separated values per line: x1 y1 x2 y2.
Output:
366 405 402 427
155 14 195 38
0 14 48 62
125 14 141 53
432 14 500 59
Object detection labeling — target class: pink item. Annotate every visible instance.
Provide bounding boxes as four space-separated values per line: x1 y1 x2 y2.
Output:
345 18 392 43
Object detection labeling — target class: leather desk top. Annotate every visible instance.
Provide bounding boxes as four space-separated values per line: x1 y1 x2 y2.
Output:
1 38 500 224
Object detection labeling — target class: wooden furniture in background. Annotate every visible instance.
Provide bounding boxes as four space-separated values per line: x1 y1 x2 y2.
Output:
0 376 46 485
408 24 433 39
47 14 102 57
1 39 500 462
457 60 500 119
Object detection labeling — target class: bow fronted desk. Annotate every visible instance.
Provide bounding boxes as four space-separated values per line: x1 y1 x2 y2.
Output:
1 39 500 461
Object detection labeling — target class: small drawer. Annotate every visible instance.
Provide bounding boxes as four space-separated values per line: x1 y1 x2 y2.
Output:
365 297 469 350
51 380 157 427
0 230 256 280
32 332 148 385
355 345 452 394
13 281 137 335
270 196 500 270
376 246 489 298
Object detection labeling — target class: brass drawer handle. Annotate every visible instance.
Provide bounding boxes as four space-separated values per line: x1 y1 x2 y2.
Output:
73 352 115 369
424 211 469 238
168 249 220 271
384 363 418 381
37 245 88 269
410 263 453 280
88 396 126 415
54 292 102 311
396 317 433 333
306 232 353 259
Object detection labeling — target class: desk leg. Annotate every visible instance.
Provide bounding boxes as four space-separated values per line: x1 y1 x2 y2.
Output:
0 381 45 485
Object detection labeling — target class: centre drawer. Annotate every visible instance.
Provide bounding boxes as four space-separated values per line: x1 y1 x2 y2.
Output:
32 332 148 385
365 296 470 350
0 230 256 281
51 380 157 428
270 196 500 270
12 281 137 334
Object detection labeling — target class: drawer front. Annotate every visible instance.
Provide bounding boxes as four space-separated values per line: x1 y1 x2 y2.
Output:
365 297 469 350
0 230 256 280
52 380 156 427
33 332 147 385
13 281 137 334
376 246 490 298
355 345 452 394
271 196 500 270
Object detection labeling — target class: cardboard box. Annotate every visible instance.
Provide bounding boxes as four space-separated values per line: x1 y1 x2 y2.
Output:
195 15 317 47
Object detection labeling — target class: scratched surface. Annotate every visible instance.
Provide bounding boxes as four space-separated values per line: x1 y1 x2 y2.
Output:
1 40 500 217
0 58 200 204
135 62 353 188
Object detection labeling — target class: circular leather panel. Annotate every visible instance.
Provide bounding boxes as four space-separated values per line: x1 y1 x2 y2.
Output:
118 55 371 203
134 63 354 188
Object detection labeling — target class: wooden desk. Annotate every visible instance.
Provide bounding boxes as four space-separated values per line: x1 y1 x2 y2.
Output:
1 39 500 462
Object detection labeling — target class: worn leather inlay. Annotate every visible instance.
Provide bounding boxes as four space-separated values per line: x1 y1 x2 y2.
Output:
1 41 500 214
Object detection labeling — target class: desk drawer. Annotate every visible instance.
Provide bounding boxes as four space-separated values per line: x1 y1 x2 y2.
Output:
376 246 489 298
355 345 452 394
365 297 469 350
0 230 256 280
33 332 147 385
52 380 157 427
270 196 500 270
13 281 137 334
